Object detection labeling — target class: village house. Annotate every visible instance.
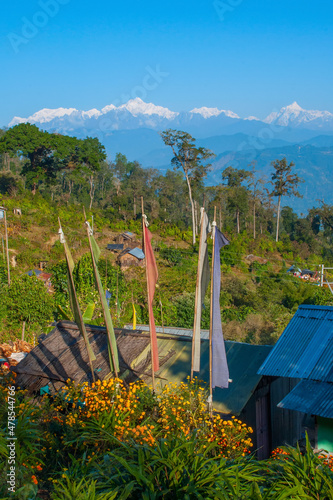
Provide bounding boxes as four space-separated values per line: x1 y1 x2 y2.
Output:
117 247 145 270
258 304 333 453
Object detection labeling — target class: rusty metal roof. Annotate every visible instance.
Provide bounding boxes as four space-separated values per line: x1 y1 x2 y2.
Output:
14 321 271 415
258 305 333 382
278 380 333 419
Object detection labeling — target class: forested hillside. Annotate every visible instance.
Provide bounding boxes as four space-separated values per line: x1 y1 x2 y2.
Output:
1 124 333 345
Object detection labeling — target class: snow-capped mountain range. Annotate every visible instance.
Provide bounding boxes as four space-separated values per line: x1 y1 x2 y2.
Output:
6 99 333 214
9 99 333 135
8 98 242 127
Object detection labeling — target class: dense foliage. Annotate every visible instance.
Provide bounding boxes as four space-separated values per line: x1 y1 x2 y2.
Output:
1 374 333 499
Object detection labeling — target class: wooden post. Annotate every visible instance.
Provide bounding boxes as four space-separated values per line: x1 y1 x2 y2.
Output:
159 291 165 335
83 208 118 377
142 196 156 391
208 206 217 417
4 211 10 286
191 207 205 381
21 321 26 342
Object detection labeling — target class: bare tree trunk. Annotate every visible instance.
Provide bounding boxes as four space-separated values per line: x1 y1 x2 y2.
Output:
89 175 95 210
194 200 198 236
219 206 222 231
253 202 256 239
276 195 281 242
236 209 240 234
133 196 136 218
184 171 196 245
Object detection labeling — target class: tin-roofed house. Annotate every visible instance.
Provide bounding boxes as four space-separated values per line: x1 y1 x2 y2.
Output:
115 231 137 248
117 247 145 270
258 304 333 452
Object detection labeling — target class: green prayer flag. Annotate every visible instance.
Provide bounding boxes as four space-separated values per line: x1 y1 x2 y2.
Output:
59 225 96 366
86 224 119 373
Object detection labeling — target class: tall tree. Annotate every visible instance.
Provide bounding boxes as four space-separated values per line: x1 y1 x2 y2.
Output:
78 137 106 209
0 124 55 193
160 129 215 245
270 158 303 242
222 166 252 234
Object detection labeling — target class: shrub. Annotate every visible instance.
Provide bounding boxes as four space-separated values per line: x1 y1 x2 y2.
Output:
4 274 54 331
159 246 183 266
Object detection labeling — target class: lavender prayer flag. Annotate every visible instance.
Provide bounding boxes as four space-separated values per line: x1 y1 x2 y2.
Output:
212 227 230 389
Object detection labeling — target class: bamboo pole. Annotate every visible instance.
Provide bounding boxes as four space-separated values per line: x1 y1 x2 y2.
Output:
141 196 156 391
116 269 119 320
159 290 164 335
4 211 10 286
83 208 118 377
191 207 205 381
208 206 217 417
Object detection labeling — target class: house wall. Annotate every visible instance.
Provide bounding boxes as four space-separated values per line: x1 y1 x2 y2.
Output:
270 377 306 449
240 379 271 459
317 417 333 452
242 377 313 458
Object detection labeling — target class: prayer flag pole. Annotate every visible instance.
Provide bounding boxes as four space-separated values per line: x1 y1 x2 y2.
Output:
83 208 119 377
141 196 159 391
208 206 217 417
4 210 10 286
191 207 205 381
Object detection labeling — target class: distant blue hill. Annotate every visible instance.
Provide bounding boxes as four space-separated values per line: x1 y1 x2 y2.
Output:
208 144 333 214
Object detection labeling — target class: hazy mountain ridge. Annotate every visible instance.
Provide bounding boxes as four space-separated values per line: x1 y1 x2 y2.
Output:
209 143 333 213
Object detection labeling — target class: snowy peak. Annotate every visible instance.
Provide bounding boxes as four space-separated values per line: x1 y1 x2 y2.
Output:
245 115 260 121
119 98 178 119
9 107 79 126
190 106 239 119
285 101 303 112
264 102 333 127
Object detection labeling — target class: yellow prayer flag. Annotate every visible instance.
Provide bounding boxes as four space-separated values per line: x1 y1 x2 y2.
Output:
132 303 137 330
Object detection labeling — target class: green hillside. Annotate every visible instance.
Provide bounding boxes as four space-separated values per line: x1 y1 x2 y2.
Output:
1 124 333 345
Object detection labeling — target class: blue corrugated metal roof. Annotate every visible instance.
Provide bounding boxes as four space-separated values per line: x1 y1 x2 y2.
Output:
258 305 333 382
278 380 333 419
107 244 124 250
128 247 145 260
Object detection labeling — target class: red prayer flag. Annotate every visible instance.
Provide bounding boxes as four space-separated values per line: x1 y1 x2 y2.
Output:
144 225 159 372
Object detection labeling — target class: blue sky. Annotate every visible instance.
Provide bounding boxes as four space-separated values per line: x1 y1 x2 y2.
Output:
1 0 333 126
